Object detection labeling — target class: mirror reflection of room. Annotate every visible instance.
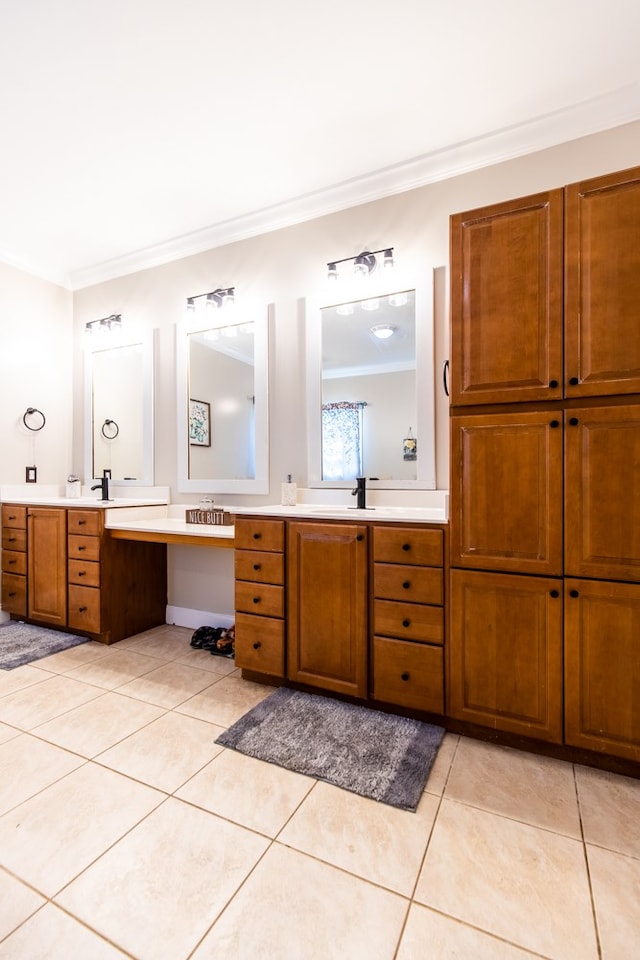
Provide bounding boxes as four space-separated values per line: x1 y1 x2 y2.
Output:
91 342 144 481
187 320 256 481
321 290 416 482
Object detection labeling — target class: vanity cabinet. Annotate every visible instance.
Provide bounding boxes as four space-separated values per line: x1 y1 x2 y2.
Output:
449 164 640 760
371 526 445 714
234 518 286 677
287 520 368 698
1 505 27 617
1 503 167 644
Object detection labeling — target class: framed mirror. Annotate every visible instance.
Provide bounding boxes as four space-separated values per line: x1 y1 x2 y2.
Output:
306 272 435 489
176 302 269 494
83 330 155 485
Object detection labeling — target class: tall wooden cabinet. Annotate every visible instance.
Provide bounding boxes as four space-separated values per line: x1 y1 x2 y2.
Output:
449 164 640 759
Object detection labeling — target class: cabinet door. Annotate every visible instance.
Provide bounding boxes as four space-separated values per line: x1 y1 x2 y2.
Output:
287 521 368 698
449 569 563 742
565 166 640 397
450 190 563 405
450 410 563 575
27 508 67 626
565 579 640 761
565 404 640 581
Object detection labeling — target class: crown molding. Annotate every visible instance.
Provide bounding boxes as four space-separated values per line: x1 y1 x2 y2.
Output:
24 83 640 290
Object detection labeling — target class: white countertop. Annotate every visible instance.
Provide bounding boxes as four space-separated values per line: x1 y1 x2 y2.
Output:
2 497 169 509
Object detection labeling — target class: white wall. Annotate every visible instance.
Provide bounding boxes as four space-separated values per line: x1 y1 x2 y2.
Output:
0 261 73 484
3 120 639 626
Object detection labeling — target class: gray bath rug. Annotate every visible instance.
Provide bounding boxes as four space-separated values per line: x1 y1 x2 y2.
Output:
216 687 445 811
0 621 89 670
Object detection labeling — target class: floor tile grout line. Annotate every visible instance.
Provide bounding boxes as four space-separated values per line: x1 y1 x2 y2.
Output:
573 763 604 960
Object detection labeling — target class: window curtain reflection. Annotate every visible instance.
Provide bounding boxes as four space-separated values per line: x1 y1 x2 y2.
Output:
322 401 365 480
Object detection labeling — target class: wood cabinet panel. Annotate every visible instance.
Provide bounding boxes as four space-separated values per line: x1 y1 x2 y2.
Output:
565 404 640 581
27 508 67 627
373 563 443 605
2 528 27 552
372 637 444 713
287 520 367 697
450 410 563 575
1 551 27 576
235 581 284 618
234 550 284 585
565 166 640 397
449 569 563 742
450 190 564 405
373 526 442 566
1 505 27 528
68 559 101 587
68 534 101 562
67 510 102 536
565 578 640 761
373 599 443 645
67 584 101 633
1 573 27 617
234 518 284 552
234 613 284 676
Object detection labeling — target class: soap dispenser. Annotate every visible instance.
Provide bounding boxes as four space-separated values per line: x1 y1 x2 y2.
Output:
281 474 297 506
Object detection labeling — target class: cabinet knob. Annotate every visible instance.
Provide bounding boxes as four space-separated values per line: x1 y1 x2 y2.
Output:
253 532 261 540
79 606 88 612
252 563 261 571
78 571 86 577
549 589 559 598
356 534 364 542
402 581 411 590
8 559 16 565
401 671 410 682
402 543 411 552
569 376 579 386
549 379 559 388
78 545 86 552
252 596 261 604
8 537 16 543
8 515 16 521
569 589 579 599
550 419 560 428
8 591 16 597
402 618 411 628
78 520 86 526
569 417 579 426
252 641 261 650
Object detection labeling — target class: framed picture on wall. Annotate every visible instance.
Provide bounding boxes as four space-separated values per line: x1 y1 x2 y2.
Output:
189 398 211 447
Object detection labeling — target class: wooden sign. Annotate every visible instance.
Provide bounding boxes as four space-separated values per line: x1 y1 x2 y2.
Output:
185 508 233 526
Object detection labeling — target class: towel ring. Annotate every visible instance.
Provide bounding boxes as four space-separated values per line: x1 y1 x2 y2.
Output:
23 407 46 431
101 418 120 439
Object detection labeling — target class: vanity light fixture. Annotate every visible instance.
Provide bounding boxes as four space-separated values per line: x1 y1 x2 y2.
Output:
85 314 122 335
187 287 235 311
326 247 394 280
370 324 396 340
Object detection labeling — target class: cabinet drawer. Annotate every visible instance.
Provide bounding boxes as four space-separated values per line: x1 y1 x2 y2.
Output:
2 528 26 552
235 612 285 676
373 636 444 714
68 534 101 562
1 573 27 617
373 526 443 566
67 510 102 536
67 585 101 633
235 550 284 585
1 505 27 529
2 550 27 576
373 599 443 644
373 563 443 605
68 559 101 588
234 518 284 552
235 581 284 618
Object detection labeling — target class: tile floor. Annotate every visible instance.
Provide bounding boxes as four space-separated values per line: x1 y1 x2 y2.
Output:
0 624 638 959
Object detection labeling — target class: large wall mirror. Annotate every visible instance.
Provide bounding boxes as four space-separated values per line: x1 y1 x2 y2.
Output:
83 330 155 485
176 303 269 494
306 272 435 489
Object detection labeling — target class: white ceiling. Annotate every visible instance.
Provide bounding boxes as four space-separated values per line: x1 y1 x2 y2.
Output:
1 0 639 290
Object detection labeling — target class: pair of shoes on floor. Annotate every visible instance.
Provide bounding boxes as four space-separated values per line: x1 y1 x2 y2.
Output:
190 624 235 658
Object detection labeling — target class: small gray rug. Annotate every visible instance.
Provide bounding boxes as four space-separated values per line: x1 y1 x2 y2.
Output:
0 621 89 670
216 687 445 811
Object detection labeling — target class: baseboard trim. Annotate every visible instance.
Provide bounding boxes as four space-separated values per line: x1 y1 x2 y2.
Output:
165 605 234 631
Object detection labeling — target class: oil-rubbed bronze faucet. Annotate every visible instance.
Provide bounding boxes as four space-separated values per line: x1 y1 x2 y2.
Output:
91 476 110 501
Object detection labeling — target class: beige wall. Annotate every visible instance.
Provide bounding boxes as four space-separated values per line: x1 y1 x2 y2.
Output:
3 120 639 623
0 261 73 484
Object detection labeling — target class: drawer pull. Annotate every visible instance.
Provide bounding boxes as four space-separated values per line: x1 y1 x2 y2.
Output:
78 571 86 577
402 618 411 628
78 520 86 526
401 671 410 682
253 563 261 571
8 536 16 543
569 589 580 599
253 641 261 650
8 559 16 565
356 534 364 542
79 606 88 612
253 532 261 540
402 580 411 590
402 543 411 552
77 545 86 552
8 514 16 520
8 591 16 598
252 597 261 604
